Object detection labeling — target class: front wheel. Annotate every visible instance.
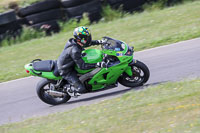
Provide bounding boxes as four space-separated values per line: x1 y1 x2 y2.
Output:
36 79 71 105
118 60 150 87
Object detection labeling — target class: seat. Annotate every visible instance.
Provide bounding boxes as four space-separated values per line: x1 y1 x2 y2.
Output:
53 60 60 77
33 60 54 72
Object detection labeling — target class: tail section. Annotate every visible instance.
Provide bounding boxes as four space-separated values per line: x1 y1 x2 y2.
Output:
24 59 61 80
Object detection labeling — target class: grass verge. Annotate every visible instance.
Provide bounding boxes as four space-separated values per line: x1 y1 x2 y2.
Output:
0 27 46 47
0 78 200 133
0 1 200 82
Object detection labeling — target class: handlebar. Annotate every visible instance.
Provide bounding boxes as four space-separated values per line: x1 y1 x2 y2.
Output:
100 42 112 50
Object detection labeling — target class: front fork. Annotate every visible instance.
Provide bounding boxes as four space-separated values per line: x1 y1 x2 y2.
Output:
124 59 137 77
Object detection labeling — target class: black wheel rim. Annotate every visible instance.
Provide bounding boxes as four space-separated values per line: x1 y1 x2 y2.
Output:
124 66 145 84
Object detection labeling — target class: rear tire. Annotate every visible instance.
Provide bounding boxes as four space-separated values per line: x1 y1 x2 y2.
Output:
36 79 71 105
118 60 150 87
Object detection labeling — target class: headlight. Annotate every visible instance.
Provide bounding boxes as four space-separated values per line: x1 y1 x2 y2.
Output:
125 46 134 56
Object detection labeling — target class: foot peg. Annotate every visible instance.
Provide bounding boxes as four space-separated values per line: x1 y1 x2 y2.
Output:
66 87 81 98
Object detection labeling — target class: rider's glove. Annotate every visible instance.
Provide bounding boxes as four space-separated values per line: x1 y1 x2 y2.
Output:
96 61 106 68
96 40 104 44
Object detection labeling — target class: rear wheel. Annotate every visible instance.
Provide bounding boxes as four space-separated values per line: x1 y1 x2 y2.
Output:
118 60 150 87
36 79 71 105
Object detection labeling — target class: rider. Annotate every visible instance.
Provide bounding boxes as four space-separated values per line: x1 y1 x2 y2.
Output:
57 26 104 97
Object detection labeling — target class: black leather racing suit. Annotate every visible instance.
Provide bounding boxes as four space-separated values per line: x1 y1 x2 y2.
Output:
57 38 100 93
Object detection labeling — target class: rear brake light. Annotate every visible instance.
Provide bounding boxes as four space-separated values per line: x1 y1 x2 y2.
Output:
25 69 30 73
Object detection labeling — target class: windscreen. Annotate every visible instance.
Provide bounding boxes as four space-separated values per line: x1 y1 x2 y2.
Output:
103 37 125 51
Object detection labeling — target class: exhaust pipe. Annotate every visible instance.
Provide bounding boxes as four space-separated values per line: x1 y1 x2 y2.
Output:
47 90 66 97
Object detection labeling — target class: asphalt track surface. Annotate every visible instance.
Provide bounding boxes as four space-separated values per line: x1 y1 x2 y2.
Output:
0 38 200 125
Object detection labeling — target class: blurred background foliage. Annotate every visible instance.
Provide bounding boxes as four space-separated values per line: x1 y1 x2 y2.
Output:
0 0 199 47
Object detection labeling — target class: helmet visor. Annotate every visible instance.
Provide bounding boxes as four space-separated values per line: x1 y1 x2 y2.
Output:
79 34 92 47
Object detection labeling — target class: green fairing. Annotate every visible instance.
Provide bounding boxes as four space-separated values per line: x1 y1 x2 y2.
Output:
88 63 131 90
75 49 103 74
24 37 134 91
125 66 133 77
90 56 133 90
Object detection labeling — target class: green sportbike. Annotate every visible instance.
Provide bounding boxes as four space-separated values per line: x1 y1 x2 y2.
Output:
24 37 150 105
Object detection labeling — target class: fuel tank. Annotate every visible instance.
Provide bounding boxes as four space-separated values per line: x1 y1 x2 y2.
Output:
75 49 103 74
82 49 103 63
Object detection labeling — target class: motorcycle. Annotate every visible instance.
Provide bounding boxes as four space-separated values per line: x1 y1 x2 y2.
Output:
24 37 150 105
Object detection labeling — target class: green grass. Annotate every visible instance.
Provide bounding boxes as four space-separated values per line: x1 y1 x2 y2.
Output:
1 1 200 82
0 27 46 47
0 78 200 133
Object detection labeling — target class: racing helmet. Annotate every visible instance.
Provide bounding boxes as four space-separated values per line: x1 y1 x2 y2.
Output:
73 26 92 47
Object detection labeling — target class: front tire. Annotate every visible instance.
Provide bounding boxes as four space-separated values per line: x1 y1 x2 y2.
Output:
118 60 150 87
36 79 71 105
